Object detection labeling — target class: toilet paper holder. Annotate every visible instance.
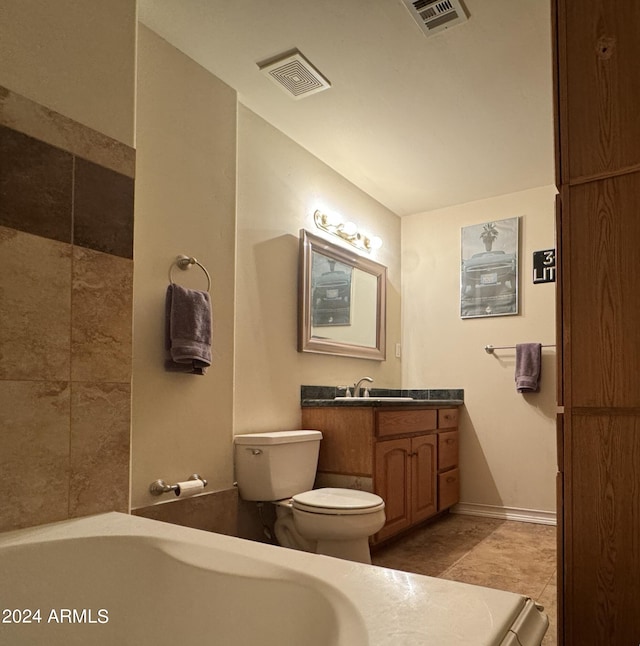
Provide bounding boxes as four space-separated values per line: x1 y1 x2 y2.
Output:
149 474 208 496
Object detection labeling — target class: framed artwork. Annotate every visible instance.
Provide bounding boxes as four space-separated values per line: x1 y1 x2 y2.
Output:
460 216 519 318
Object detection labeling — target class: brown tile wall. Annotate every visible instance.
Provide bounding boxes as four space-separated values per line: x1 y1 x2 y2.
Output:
0 86 134 532
132 488 238 537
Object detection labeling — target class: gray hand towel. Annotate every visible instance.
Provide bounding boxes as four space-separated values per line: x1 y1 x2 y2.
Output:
515 343 542 393
165 284 212 375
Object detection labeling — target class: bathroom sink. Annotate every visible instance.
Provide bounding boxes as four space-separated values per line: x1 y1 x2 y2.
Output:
334 397 415 402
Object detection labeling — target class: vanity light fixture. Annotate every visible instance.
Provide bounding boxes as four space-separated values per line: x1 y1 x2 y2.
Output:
313 210 383 253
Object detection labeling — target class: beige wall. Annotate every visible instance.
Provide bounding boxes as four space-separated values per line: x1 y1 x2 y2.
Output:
402 185 558 514
234 106 402 435
131 26 237 509
0 0 136 147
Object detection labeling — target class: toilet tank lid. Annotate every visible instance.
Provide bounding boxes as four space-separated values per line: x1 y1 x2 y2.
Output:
234 430 322 445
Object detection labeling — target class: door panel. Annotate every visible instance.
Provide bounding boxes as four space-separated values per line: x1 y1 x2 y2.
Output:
568 175 640 408
411 434 437 523
374 438 411 541
561 2 640 181
564 414 640 645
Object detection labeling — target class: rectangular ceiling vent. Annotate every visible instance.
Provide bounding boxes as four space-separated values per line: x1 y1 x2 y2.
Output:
258 50 331 100
402 0 469 36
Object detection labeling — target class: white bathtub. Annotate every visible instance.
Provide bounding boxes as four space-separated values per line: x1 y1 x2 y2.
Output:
0 513 548 645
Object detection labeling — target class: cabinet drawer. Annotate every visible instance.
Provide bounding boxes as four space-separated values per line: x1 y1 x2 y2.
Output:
438 431 459 471
438 468 460 510
438 408 458 428
376 409 437 438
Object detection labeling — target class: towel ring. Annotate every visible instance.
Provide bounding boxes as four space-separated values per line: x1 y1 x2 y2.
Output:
169 255 211 292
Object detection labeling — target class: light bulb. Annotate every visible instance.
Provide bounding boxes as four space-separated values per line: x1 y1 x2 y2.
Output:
369 236 383 250
342 221 357 236
324 211 340 226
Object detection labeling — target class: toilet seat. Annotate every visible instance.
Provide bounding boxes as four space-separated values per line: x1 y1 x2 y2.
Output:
292 488 385 516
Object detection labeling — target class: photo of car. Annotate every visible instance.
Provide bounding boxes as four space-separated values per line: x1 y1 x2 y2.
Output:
460 217 519 318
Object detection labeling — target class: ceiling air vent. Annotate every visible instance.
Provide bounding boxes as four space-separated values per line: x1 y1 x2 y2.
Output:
402 0 469 36
258 50 331 100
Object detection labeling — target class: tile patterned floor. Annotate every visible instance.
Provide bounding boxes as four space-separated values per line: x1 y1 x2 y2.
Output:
371 514 557 646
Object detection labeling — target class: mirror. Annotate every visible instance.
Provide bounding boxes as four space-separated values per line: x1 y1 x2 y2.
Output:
298 229 386 360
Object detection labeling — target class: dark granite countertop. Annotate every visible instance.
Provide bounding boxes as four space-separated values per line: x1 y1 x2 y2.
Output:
301 398 464 408
300 385 464 408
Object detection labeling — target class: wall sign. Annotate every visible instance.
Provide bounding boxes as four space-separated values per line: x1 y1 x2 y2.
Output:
533 249 556 284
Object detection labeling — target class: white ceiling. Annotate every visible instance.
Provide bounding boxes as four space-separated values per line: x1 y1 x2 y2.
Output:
138 0 555 216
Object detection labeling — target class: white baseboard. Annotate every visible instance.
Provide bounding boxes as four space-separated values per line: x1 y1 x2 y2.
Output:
452 502 557 526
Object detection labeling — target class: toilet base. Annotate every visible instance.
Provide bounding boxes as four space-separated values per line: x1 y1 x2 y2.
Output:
274 504 316 553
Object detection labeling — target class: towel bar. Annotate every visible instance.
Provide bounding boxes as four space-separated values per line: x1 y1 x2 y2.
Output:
485 344 555 354
169 255 211 292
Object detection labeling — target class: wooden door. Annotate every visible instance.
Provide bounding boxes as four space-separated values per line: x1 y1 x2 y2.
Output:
374 438 411 541
410 434 437 523
554 1 640 643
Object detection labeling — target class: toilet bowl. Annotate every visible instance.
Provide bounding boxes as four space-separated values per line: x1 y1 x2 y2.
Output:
234 431 386 563
273 488 385 564
291 488 385 564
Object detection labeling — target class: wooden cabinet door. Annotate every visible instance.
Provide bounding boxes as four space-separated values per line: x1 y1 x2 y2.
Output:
374 438 411 541
411 434 437 523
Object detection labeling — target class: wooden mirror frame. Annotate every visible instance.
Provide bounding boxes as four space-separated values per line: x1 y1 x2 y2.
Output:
298 229 387 360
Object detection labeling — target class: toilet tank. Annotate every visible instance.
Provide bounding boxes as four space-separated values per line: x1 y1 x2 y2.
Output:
234 430 322 501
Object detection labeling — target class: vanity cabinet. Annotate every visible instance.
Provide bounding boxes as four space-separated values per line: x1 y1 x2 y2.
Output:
301 405 460 544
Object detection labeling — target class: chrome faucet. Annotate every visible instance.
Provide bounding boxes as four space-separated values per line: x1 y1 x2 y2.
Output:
353 376 374 397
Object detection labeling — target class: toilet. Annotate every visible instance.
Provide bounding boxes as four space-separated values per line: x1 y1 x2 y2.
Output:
234 430 385 564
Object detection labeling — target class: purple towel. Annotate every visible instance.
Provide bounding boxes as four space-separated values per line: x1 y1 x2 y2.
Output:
165 284 212 375
515 343 542 393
